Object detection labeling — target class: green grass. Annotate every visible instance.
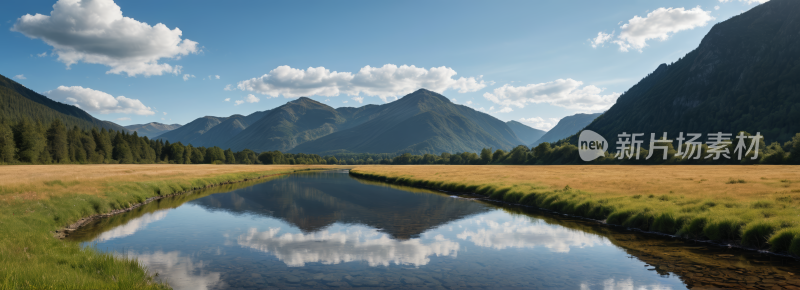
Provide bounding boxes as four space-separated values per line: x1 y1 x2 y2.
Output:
0 167 316 290
350 170 800 256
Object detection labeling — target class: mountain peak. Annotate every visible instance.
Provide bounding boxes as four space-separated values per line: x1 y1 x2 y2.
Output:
400 88 451 103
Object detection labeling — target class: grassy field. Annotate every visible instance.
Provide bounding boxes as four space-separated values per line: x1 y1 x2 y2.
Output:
350 165 800 255
0 164 344 290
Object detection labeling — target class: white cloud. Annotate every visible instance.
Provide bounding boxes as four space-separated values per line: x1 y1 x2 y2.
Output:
719 0 768 4
182 74 195 81
236 64 486 102
715 5 720 10
116 117 130 121
162 112 167 116
484 79 619 112
611 6 714 52
223 84 233 91
14 74 26 80
233 94 259 106
589 31 614 48
451 98 458 103
519 117 560 131
37 52 48 57
496 107 513 113
244 94 259 103
223 98 230 102
215 75 220 79
465 100 472 105
46 86 155 115
12 0 199 76
351 96 364 104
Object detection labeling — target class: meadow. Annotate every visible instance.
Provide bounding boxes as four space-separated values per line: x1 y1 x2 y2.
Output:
0 164 341 290
350 165 800 255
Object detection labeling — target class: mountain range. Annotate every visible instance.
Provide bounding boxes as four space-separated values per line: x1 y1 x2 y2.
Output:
123 122 181 138
158 89 528 154
581 0 800 146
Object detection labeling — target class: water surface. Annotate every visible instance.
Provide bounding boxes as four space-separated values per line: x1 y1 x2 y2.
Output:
70 171 800 289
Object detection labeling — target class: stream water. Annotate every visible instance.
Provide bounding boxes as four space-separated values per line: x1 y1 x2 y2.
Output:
68 170 800 289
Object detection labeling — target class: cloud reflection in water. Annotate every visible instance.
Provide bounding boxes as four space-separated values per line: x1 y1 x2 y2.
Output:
94 210 169 242
456 216 611 253
237 227 459 267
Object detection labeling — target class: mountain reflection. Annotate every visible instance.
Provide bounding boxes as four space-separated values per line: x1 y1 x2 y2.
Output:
237 227 459 267
456 215 611 253
189 171 490 239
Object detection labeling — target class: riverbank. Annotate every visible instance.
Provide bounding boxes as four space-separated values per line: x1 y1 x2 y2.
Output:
350 165 800 256
0 164 345 289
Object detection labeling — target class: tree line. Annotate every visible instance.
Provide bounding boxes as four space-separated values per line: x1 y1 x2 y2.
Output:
2 118 799 166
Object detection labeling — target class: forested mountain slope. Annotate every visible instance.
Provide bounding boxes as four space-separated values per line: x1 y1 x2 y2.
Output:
582 0 800 146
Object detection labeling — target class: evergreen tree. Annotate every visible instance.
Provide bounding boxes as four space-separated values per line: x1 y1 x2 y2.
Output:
12 119 45 163
112 134 133 164
0 122 15 163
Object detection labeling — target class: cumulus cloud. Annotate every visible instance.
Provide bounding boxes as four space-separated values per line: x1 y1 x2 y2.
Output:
611 6 714 52
46 86 155 115
182 74 195 81
215 75 220 79
519 117 560 131
590 31 614 48
483 79 620 112
223 98 230 102
233 94 259 106
351 96 364 104
14 74 26 80
12 0 199 76
162 112 167 116
223 84 233 91
37 52 48 57
236 64 486 102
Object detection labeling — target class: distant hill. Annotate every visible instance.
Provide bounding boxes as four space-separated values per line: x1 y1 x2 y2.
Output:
124 122 181 138
531 113 601 146
155 116 226 144
0 74 127 131
582 0 800 146
289 89 523 154
506 121 546 145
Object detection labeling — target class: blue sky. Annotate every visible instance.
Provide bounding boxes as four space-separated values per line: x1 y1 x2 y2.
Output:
0 0 766 130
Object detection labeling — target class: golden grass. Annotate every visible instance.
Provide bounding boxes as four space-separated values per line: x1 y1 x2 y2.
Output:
351 165 800 201
351 165 800 255
0 164 347 201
